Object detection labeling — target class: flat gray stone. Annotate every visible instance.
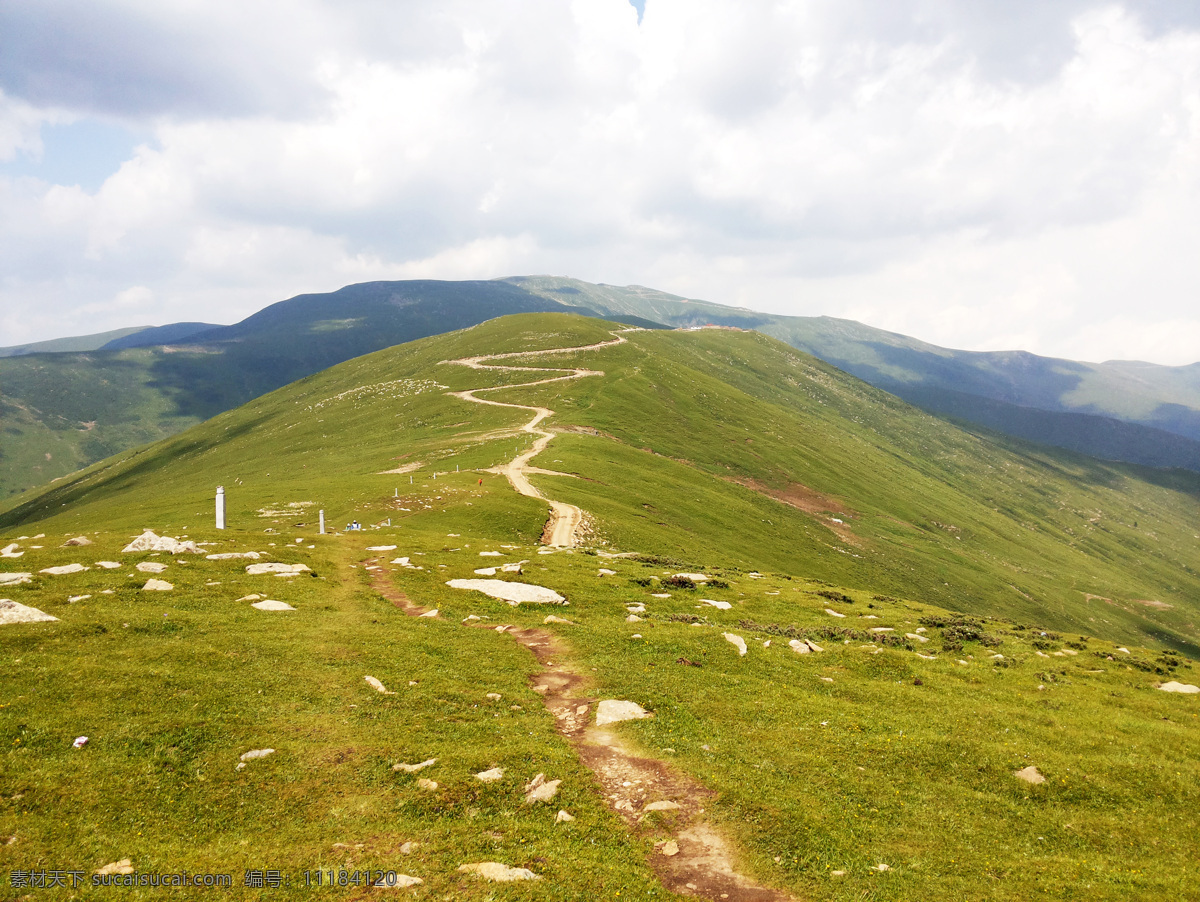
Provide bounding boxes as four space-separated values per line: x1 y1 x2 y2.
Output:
446 579 564 606
0 599 58 625
595 700 651 726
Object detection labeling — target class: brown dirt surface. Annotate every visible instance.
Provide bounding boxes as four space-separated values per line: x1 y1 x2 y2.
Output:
728 476 860 546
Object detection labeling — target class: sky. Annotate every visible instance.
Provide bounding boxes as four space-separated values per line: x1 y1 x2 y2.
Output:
3 1 1200 365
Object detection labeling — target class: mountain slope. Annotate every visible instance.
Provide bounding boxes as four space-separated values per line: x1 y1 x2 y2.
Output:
5 313 1198 654
507 276 1200 461
0 281 615 498
0 325 151 357
6 276 1199 506
4 312 1198 900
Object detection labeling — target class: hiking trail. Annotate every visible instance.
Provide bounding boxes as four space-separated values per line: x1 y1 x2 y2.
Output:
442 332 629 547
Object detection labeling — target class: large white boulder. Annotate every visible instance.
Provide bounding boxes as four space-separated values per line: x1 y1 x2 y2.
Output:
0 600 58 625
122 530 200 554
446 579 564 606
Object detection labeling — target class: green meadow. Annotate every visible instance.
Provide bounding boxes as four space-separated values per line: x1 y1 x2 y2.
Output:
2 313 1198 899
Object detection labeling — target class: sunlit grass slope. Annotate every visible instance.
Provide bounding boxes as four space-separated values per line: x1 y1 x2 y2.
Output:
3 314 1199 653
2 313 1199 900
2 498 1197 899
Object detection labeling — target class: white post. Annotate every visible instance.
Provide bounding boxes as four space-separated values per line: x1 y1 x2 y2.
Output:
410 475 413 484
319 510 325 535
215 486 226 530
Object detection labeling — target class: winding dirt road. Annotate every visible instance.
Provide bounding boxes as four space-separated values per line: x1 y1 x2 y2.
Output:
443 333 629 546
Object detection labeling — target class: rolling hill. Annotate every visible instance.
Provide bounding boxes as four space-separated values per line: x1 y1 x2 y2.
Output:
0 280 655 498
506 276 1200 465
5 277 1199 506
2 312 1197 900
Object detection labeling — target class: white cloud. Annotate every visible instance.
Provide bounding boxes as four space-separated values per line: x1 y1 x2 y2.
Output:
1 0 1199 364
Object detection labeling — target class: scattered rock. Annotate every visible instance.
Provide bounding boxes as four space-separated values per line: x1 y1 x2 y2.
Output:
723 632 748 656
1159 681 1200 694
673 573 708 581
95 561 121 569
206 552 262 560
474 567 498 576
543 615 575 625
806 640 824 652
1014 765 1045 784
62 536 92 547
626 604 646 613
651 593 670 599
416 778 438 791
73 736 88 748
906 633 929 643
598 568 616 576
479 551 503 557
524 773 561 804
475 767 505 783
122 530 199 554
136 561 168 573
595 700 651 725
643 800 681 812
0 573 32 586
658 840 680 857
95 859 134 876
392 758 437 773
365 676 395 694
142 579 173 591
68 595 91 603
869 627 895 633
251 599 295 611
457 862 539 882
702 599 731 610
237 594 263 602
873 863 891 872
418 609 438 618
40 563 89 575
0 600 58 624
825 608 846 618
0 543 22 558
788 639 809 655
240 748 275 762
555 810 575 823
246 562 311 576
445 579 565 606
366 545 398 551
626 614 642 623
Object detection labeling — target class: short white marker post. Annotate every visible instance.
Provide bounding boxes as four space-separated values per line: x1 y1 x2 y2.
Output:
319 510 325 535
215 486 226 530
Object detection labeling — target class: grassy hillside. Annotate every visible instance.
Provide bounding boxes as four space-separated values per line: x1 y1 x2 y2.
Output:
2 313 1197 900
0 326 151 357
509 276 1200 460
0 281 601 500
5 314 1198 652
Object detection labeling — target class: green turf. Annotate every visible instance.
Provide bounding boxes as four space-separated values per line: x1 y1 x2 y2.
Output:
3 312 1199 899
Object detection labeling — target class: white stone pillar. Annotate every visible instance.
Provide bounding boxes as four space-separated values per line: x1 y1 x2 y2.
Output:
319 510 325 535
215 486 226 530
